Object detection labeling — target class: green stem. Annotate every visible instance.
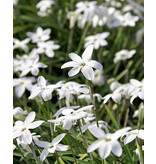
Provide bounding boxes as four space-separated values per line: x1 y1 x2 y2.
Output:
30 143 39 164
76 21 91 54
88 80 99 127
67 132 78 164
136 138 144 164
16 143 29 164
124 145 134 164
54 151 61 164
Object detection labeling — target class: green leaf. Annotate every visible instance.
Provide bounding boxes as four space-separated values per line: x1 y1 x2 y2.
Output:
105 105 120 129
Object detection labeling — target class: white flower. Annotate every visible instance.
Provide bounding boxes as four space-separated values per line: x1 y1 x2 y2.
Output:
67 11 79 29
36 0 55 12
27 27 51 43
114 49 136 63
13 0 18 5
103 90 122 104
13 107 27 116
13 112 44 144
92 70 104 86
48 105 93 130
20 56 47 77
34 133 68 162
37 41 60 58
61 44 103 81
80 120 109 134
133 102 144 118
78 93 103 104
122 129 144 145
29 76 60 101
110 81 122 91
84 32 110 50
13 38 30 52
117 12 139 27
129 79 144 104
57 81 89 106
92 6 109 28
87 126 131 159
75 1 97 21
13 77 36 97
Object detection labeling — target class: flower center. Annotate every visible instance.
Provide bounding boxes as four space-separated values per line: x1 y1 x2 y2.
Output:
38 36 42 40
49 145 54 149
105 138 112 142
21 128 26 132
42 88 46 90
81 63 86 67
20 82 24 85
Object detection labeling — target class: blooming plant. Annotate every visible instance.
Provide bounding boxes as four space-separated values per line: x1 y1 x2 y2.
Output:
13 0 144 163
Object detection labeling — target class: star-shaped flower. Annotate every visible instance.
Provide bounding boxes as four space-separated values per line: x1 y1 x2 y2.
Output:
61 45 103 81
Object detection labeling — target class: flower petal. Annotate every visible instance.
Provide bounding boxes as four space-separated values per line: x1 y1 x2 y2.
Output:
111 141 122 157
88 126 105 139
40 148 49 162
124 133 137 145
56 144 69 151
98 142 111 159
37 76 46 88
114 127 132 140
28 121 44 129
69 53 83 63
34 138 50 148
61 61 78 69
68 66 81 77
15 85 25 98
41 89 52 101
87 60 103 70
82 44 94 62
29 87 42 99
24 112 36 124
52 133 66 145
22 130 32 144
81 66 94 81
87 140 103 153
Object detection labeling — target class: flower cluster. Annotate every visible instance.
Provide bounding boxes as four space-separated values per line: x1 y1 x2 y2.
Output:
13 0 144 163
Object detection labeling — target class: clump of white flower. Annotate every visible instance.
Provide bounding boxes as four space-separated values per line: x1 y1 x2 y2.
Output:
92 70 105 86
84 32 110 49
36 0 55 17
114 49 136 63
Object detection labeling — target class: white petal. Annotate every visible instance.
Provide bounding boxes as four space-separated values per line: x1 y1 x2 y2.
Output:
77 105 94 112
28 121 44 129
62 120 72 130
68 66 81 77
46 49 54 58
138 130 144 140
61 61 78 69
81 66 94 81
52 133 66 145
124 133 137 145
112 92 121 103
69 53 83 63
88 126 105 139
56 144 69 151
41 89 52 101
29 87 42 99
87 140 103 153
82 44 94 62
15 85 25 98
22 130 32 144
31 67 39 76
111 141 122 157
37 76 46 88
34 138 50 148
87 60 103 70
98 142 111 159
114 127 132 140
40 149 49 162
24 112 36 124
